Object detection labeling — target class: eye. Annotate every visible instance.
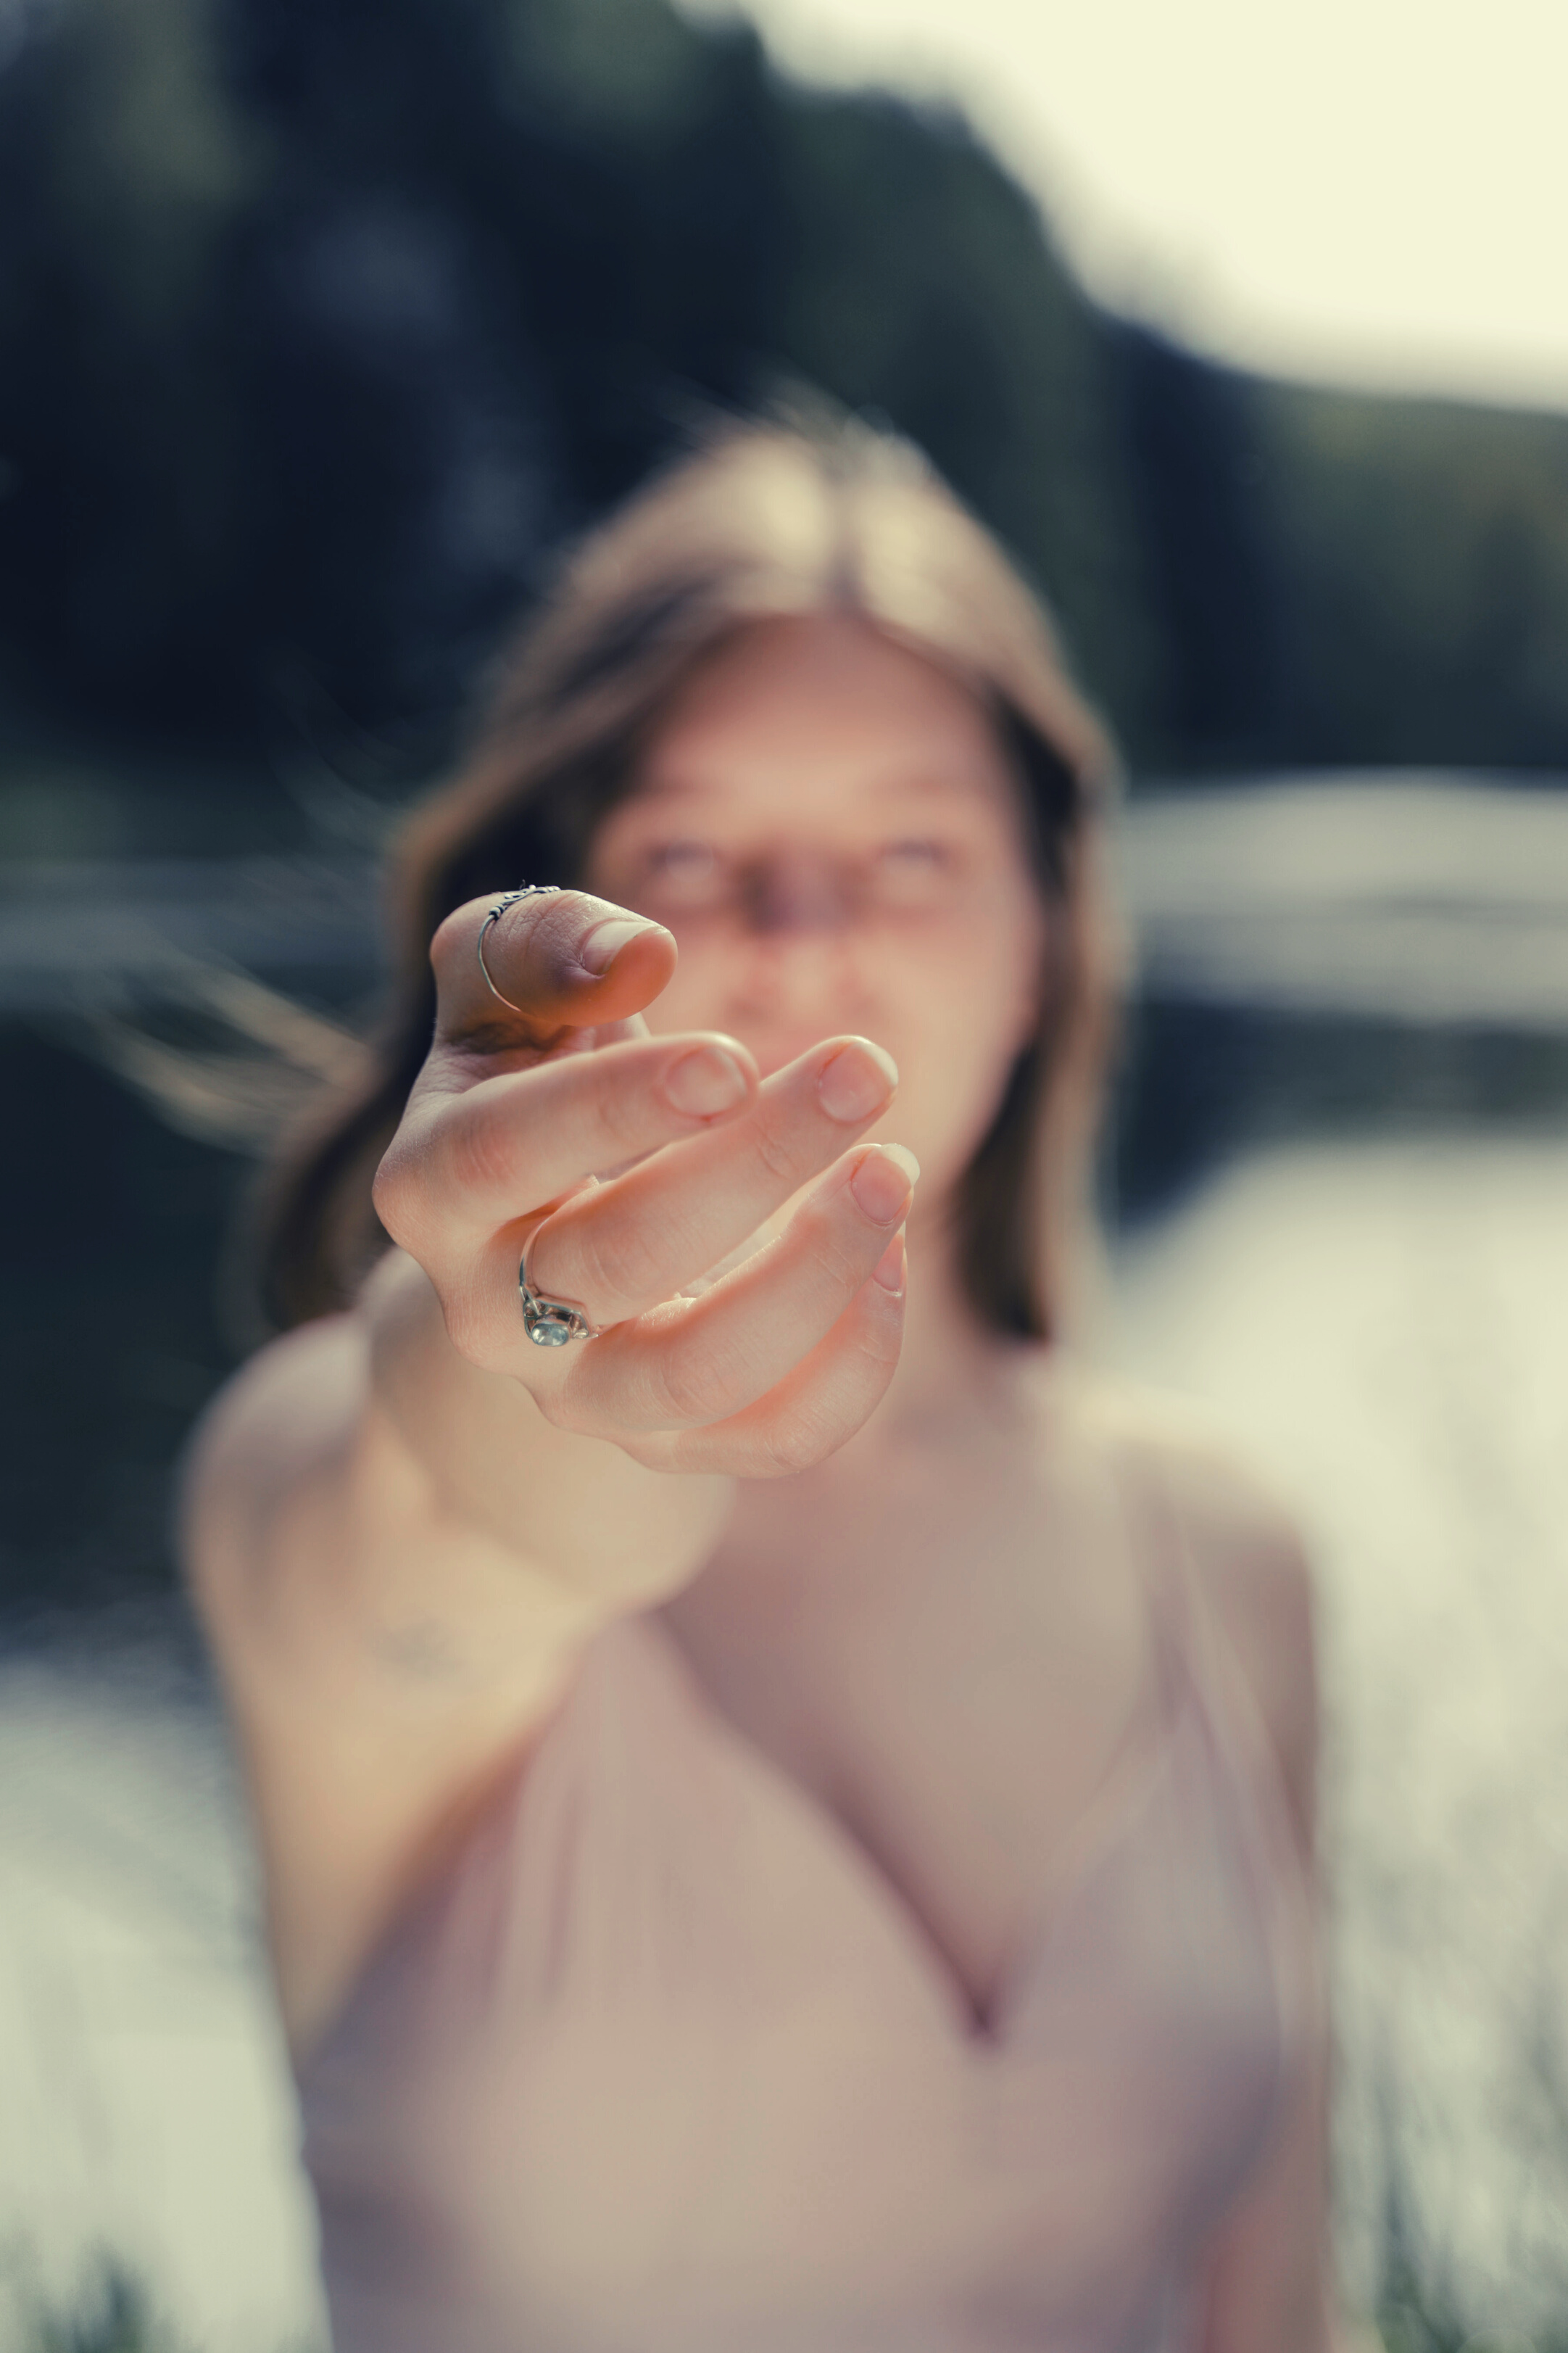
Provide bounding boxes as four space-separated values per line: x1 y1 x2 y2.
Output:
871 838 957 904
640 839 726 906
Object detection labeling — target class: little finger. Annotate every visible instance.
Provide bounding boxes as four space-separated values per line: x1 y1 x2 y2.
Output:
626 1236 908 1477
557 1143 919 1436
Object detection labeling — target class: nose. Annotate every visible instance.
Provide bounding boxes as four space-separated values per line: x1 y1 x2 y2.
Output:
742 851 855 935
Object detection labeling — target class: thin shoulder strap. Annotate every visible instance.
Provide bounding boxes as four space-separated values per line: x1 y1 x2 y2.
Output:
1109 1419 1272 1761
1127 1427 1301 1823
1106 1421 1198 1695
1106 1415 1309 2046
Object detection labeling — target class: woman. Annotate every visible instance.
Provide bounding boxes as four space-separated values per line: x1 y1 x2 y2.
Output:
186 415 1340 2351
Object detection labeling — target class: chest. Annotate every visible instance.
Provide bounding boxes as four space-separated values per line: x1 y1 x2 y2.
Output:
658 1436 1163 2024
304 1609 1295 2353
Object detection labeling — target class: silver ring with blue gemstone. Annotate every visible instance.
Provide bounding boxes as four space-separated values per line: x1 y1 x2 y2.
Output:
519 1240 599 1349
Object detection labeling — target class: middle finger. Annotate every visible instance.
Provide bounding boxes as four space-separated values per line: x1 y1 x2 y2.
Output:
526 1035 900 1328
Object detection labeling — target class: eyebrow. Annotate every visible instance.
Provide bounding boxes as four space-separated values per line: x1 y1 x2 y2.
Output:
626 764 1000 808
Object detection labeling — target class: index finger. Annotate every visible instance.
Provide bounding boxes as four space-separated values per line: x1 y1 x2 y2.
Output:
431 888 678 1051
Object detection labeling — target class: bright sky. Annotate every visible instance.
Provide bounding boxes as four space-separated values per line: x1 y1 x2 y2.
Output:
680 0 1568 413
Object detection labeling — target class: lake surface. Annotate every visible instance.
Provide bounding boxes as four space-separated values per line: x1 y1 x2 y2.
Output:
4 1130 1568 2346
1110 1133 1568 2338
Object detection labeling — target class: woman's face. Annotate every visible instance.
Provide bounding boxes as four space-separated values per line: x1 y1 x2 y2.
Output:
584 616 1050 1211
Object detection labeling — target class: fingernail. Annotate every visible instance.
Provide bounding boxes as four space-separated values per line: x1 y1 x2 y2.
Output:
579 915 658 975
663 1043 750 1118
817 1039 899 1123
849 1143 919 1224
871 1232 907 1294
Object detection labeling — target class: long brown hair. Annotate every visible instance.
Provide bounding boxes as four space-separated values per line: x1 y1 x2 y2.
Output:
258 410 1121 1337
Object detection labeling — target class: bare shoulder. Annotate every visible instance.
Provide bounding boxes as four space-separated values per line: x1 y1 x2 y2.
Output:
181 1315 367 1623
1070 1371 1321 1844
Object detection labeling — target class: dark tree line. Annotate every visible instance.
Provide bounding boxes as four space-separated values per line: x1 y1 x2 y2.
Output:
1 0 1565 779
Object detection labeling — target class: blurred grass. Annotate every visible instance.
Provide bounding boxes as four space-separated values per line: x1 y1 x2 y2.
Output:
5 2247 1567 2353
3 2254 331 2353
4 2257 195 2353
1377 2270 1568 2353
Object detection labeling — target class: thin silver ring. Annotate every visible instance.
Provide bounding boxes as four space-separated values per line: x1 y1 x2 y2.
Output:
518 1236 600 1349
477 885 561 1014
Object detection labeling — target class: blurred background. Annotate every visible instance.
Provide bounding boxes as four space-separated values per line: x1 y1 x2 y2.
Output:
1 0 1567 2346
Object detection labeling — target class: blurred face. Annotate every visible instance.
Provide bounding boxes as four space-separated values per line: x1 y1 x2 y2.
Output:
584 616 1050 1209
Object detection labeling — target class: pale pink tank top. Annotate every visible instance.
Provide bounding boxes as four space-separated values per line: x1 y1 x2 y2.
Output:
299 1490 1312 2353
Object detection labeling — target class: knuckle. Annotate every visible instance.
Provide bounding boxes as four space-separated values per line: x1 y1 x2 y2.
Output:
748 1107 802 1188
569 1213 665 1312
858 1290 905 1368
645 1331 726 1427
859 1317 903 1373
531 1385 581 1433
530 1349 611 1436
793 1199 866 1294
440 1097 525 1207
372 1136 430 1252
755 1411 828 1478
594 1067 652 1158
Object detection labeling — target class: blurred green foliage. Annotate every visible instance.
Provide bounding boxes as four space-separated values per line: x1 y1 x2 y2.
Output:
1 0 1565 776
1264 384 1568 766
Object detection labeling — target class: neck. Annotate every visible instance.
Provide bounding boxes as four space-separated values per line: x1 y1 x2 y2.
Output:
875 1200 1044 1442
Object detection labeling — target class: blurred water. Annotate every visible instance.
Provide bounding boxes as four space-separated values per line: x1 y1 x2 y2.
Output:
1 1132 1567 2344
0 1655 327 2352
1110 1133 1568 2336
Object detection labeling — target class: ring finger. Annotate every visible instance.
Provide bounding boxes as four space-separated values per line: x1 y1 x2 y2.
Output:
545 1141 918 1436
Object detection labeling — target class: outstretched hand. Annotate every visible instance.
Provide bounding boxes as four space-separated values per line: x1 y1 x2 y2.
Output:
372 887 916 1478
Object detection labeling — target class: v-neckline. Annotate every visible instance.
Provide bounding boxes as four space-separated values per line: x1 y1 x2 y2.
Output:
625 1572 1190 2048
